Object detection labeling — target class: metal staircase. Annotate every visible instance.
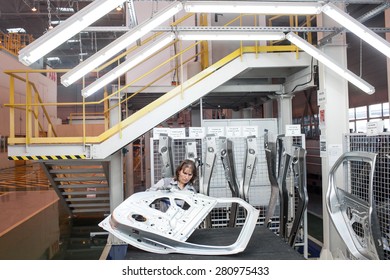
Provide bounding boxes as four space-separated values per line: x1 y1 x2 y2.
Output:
40 160 110 218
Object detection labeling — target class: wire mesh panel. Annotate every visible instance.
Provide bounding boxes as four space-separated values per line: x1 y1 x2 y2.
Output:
201 119 279 229
150 121 308 256
345 133 390 260
152 137 203 191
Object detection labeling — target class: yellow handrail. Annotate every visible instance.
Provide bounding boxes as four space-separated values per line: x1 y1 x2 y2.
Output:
6 72 58 139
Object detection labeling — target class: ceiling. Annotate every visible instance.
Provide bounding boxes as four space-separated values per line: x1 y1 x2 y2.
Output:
0 0 388 113
0 1 385 68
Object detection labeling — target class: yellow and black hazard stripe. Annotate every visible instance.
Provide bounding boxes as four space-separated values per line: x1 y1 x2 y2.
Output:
8 155 86 160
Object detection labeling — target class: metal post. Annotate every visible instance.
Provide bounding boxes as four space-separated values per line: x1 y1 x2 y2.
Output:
107 94 125 245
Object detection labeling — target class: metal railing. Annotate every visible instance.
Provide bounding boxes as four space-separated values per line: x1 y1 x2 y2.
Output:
0 32 34 56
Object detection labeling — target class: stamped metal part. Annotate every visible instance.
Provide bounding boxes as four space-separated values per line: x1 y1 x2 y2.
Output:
220 137 240 227
201 134 217 196
326 151 384 259
185 141 197 162
158 133 174 178
240 135 257 202
200 135 217 228
278 150 291 239
99 190 260 255
263 130 279 227
288 146 308 247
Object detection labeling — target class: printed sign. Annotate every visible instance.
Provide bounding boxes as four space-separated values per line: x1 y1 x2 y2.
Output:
153 127 170 138
207 126 225 137
226 126 242 137
189 127 205 138
285 124 301 136
317 90 326 105
367 121 383 136
169 128 186 139
242 126 258 137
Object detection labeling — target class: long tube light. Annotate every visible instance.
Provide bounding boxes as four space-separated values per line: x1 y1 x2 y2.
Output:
184 1 323 15
18 0 126 66
286 32 375 94
322 3 390 59
81 33 175 98
178 31 285 41
61 1 183 87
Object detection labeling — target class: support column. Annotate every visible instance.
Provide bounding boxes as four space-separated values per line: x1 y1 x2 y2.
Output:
263 99 274 118
107 95 125 246
277 94 293 134
144 132 152 189
125 143 134 198
190 106 201 127
317 6 350 260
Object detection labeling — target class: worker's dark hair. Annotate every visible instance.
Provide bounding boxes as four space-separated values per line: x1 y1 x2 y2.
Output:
174 159 197 184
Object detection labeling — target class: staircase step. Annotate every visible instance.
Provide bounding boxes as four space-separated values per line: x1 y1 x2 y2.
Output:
61 190 109 195
44 161 105 166
50 168 104 174
58 184 108 189
54 177 107 182
72 208 110 213
65 197 110 202
70 203 110 208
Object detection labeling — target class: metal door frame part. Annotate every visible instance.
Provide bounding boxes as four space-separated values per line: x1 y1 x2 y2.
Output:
99 190 260 255
326 151 384 259
158 133 174 178
288 146 308 246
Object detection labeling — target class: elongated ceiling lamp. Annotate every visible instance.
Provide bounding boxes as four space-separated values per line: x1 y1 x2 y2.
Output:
61 1 183 87
19 0 126 66
81 33 175 98
322 3 390 58
286 32 375 94
184 1 323 15
178 31 286 41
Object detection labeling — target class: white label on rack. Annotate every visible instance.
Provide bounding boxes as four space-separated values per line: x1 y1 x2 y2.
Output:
226 126 242 137
169 128 186 139
207 126 225 137
285 124 301 136
367 121 383 136
189 127 205 138
153 127 170 138
242 126 258 137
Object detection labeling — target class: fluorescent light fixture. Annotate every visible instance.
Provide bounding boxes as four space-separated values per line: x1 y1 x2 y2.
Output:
322 3 390 59
51 20 63 25
286 32 374 94
18 0 126 66
56 7 75 13
81 34 175 98
184 1 323 15
178 31 285 41
61 1 183 87
7 28 26 33
47 57 61 61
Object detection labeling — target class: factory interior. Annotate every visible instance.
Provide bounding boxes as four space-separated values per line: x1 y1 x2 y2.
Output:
0 0 389 261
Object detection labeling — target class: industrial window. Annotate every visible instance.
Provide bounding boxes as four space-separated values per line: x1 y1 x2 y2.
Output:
349 103 390 133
